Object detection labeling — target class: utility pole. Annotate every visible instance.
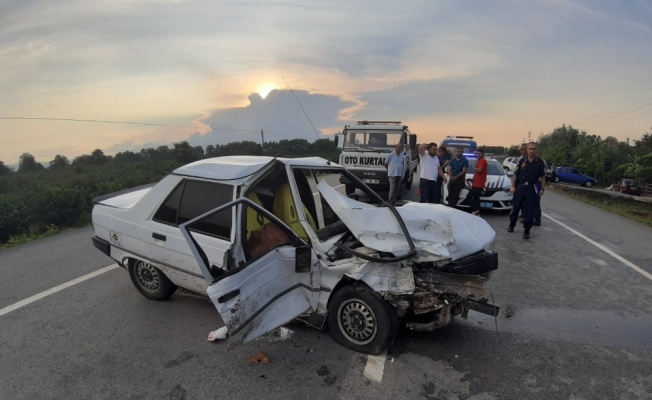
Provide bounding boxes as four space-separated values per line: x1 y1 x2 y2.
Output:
260 129 265 153
528 131 531 142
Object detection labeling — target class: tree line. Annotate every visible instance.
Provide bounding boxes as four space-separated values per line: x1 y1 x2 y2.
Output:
0 138 338 243
503 126 652 185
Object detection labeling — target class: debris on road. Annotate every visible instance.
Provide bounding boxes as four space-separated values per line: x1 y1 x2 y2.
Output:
207 326 228 341
256 327 294 342
250 352 270 364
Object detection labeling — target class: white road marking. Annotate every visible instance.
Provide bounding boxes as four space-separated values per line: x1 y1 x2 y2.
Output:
0 264 119 318
363 353 387 382
543 213 652 281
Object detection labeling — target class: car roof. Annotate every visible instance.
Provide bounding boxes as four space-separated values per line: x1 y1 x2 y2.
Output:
172 155 338 182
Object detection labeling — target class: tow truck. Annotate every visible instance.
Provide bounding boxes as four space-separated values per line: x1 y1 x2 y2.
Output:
334 121 418 196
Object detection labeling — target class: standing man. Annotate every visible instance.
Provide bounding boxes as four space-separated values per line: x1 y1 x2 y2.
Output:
466 148 487 215
508 142 546 239
418 143 447 203
436 145 451 204
447 147 469 207
384 143 404 204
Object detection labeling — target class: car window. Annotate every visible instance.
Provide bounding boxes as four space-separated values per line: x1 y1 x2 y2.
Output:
468 159 504 175
154 179 234 239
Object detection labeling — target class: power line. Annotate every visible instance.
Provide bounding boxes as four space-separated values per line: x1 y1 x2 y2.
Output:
0 116 204 129
576 96 652 125
282 76 321 139
582 101 652 126
0 116 324 141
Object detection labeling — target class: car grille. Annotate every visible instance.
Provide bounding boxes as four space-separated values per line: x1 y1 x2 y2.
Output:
443 250 498 275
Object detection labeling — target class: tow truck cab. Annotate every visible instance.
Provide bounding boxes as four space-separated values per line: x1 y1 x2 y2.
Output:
334 121 418 196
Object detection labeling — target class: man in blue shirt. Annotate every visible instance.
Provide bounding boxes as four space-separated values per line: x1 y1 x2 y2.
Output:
446 147 469 207
384 143 405 204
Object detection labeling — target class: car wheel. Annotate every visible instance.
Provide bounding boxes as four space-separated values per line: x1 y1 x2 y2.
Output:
585 181 593 188
128 259 177 300
327 285 398 355
554 176 560 183
345 185 355 196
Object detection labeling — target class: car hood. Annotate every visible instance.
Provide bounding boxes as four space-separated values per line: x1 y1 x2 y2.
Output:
317 181 495 262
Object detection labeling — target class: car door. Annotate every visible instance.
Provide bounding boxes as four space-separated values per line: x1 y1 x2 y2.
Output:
143 178 236 292
180 197 318 344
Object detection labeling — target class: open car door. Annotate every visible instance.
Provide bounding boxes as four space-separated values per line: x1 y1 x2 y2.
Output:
180 197 318 344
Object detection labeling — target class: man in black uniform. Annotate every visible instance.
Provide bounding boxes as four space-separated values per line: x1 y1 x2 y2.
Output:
508 142 545 239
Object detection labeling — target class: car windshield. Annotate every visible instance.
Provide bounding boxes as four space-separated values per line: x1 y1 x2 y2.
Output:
290 167 388 240
467 159 504 175
343 130 403 148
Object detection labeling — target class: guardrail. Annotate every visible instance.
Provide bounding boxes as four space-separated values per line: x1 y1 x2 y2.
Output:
641 183 652 195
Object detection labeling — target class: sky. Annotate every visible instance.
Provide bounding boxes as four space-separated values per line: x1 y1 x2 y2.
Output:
1 0 652 165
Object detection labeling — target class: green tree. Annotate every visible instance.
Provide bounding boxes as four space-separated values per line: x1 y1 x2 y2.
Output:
91 149 109 165
114 150 143 163
0 161 12 175
49 154 70 169
18 153 42 172
633 132 652 157
172 141 204 164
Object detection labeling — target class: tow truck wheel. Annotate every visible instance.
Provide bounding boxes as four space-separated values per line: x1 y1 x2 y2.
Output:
405 172 413 190
327 285 398 355
128 259 177 300
345 185 355 196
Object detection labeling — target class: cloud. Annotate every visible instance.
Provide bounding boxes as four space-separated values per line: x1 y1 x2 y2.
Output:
190 89 356 146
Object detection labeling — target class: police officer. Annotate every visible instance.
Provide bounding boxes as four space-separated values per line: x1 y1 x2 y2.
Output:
508 142 545 239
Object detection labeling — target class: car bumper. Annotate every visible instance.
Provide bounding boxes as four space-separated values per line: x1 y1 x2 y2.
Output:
456 188 513 210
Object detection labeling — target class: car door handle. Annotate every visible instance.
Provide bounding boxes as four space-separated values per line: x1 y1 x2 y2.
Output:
152 232 166 241
218 289 240 304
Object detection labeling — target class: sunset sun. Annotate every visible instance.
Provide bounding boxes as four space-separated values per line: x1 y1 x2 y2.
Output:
258 85 276 99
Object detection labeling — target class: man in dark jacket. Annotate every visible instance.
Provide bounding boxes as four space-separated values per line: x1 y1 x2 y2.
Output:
508 142 545 239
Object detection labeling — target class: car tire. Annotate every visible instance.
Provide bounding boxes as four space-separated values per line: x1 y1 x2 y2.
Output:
128 259 177 300
585 181 593 188
345 185 355 196
327 285 398 355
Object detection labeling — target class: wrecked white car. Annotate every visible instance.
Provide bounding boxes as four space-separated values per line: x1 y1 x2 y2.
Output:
91 156 499 354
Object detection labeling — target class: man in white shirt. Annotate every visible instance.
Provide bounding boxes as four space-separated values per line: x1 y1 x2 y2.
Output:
418 143 447 203
384 143 404 204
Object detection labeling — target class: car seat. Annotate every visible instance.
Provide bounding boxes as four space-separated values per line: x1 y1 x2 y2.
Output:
245 192 270 239
272 183 317 241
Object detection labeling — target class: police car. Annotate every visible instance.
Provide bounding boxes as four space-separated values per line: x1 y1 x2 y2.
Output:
443 157 513 211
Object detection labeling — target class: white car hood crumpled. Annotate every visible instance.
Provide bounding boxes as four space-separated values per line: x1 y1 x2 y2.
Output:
318 181 495 261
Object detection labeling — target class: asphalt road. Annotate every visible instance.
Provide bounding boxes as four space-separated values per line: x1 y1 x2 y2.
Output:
1 179 651 400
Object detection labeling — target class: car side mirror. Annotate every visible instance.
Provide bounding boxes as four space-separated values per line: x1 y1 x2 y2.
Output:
295 245 312 273
506 171 514 177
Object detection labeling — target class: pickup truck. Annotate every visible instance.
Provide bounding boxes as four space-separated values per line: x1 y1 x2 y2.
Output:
91 155 499 354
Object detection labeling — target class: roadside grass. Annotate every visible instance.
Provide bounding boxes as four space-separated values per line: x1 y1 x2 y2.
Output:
1 215 92 249
552 184 652 228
